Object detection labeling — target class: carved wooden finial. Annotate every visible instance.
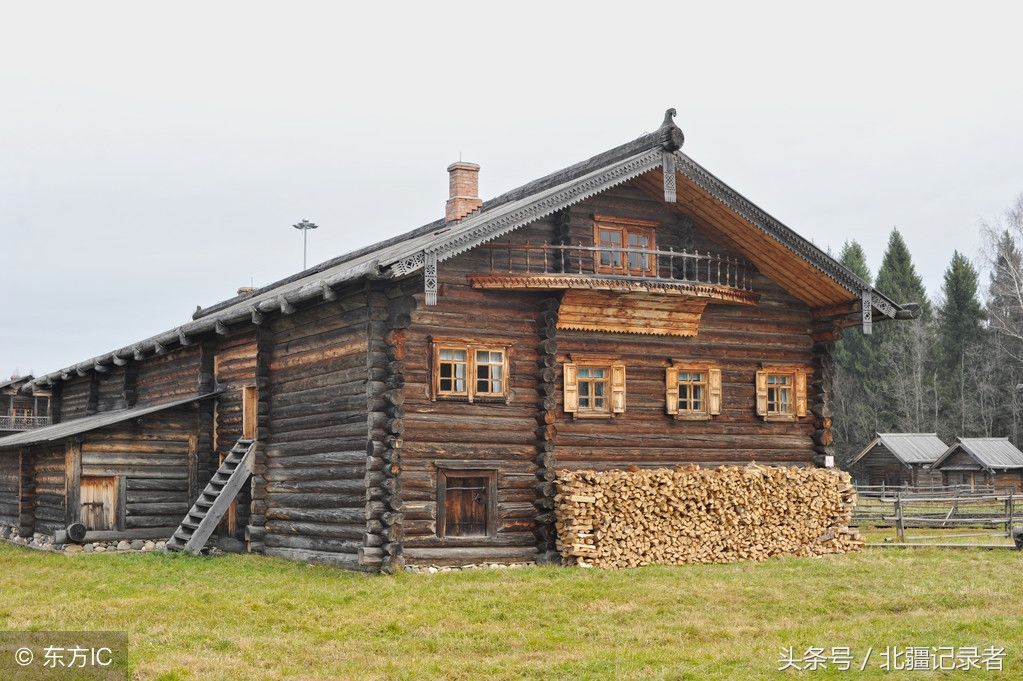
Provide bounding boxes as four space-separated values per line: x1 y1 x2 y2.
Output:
659 108 684 151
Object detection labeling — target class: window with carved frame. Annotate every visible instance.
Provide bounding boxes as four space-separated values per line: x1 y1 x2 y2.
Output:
755 366 809 421
431 338 511 402
593 215 658 276
665 363 722 420
563 355 626 418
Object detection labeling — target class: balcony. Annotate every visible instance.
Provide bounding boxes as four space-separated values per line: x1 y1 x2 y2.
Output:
468 243 759 337
0 415 52 431
469 242 757 304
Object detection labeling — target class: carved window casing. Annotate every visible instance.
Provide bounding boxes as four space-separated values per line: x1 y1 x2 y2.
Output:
593 215 658 276
666 363 722 420
755 366 809 421
431 338 511 402
563 356 626 418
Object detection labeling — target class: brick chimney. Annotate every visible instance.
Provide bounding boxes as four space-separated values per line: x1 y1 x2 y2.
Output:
445 161 482 222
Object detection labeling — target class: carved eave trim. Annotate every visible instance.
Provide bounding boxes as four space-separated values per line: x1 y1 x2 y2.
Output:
673 151 905 322
467 273 759 305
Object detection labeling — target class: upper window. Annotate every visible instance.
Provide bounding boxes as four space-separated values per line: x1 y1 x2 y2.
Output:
432 340 510 402
755 367 808 421
563 357 626 418
592 215 658 276
666 364 722 420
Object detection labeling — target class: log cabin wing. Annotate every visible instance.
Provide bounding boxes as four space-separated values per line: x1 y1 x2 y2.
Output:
0 109 914 569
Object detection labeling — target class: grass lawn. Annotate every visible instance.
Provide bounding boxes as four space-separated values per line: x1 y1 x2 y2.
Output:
1 542 1021 680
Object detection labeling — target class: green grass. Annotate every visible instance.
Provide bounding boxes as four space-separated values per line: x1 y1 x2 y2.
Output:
1 542 1021 679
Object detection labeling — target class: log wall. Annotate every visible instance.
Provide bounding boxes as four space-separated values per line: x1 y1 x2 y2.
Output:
58 376 92 421
213 331 258 539
0 453 18 526
262 287 373 568
135 346 202 405
78 405 201 538
31 445 66 535
399 183 824 564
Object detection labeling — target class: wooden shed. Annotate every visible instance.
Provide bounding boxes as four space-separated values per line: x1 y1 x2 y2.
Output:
930 437 1023 492
849 433 947 487
0 110 915 569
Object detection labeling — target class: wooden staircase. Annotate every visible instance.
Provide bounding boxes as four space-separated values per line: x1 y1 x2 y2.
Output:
167 438 255 554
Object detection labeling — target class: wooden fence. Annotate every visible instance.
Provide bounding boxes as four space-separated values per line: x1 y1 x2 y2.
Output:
853 485 1020 549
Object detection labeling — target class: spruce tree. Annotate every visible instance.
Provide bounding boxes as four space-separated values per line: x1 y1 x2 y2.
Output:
935 251 986 433
872 228 934 433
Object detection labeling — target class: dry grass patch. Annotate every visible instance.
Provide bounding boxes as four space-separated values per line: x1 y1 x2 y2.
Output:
1 543 1021 679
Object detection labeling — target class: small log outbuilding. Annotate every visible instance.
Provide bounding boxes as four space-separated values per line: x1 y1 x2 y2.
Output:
930 438 1023 492
849 433 947 488
0 110 915 569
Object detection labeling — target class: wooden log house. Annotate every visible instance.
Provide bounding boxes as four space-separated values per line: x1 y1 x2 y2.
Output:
930 437 1023 492
0 110 915 569
848 433 947 488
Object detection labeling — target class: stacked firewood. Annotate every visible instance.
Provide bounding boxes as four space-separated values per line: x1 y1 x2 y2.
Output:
554 465 860 568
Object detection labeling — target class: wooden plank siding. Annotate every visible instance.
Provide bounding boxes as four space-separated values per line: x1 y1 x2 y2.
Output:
262 286 374 568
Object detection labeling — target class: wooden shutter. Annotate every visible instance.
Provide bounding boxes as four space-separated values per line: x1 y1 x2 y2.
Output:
795 369 808 417
665 367 679 415
755 370 768 417
563 363 579 413
708 367 722 416
611 364 626 414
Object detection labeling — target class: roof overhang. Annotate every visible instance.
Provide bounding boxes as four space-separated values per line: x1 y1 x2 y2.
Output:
0 392 220 450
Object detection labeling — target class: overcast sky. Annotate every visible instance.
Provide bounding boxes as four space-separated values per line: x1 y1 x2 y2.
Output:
3 1 1022 378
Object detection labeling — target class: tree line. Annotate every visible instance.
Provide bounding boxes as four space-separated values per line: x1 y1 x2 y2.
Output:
833 194 1023 467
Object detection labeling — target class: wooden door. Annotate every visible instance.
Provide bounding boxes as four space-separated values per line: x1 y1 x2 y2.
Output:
80 476 117 531
443 475 489 536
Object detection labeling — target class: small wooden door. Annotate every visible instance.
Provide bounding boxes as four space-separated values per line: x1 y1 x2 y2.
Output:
443 475 490 537
80 476 117 531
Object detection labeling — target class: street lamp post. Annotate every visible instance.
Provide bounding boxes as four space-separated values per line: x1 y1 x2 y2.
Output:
293 219 319 270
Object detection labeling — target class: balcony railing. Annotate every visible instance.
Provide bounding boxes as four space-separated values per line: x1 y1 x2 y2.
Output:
479 242 754 291
0 415 51 431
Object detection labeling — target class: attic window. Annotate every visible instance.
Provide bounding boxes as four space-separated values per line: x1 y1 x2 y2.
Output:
593 215 658 276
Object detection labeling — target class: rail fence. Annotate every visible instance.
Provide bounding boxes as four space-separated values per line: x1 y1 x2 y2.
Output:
853 484 1021 549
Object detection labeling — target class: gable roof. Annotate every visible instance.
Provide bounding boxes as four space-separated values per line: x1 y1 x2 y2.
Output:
850 433 948 466
27 109 913 391
931 437 1023 471
0 392 220 450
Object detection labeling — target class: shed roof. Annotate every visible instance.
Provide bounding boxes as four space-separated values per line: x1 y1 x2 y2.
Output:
932 437 1023 471
0 375 32 391
25 109 912 391
850 433 948 466
0 392 219 450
